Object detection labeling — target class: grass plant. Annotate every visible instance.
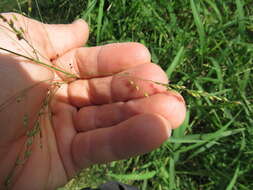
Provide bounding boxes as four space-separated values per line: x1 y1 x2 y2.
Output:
0 0 252 189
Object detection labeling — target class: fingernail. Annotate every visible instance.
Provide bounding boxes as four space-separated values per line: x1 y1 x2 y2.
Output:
167 91 185 104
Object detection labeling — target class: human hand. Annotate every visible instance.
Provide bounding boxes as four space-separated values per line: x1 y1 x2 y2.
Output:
0 13 186 189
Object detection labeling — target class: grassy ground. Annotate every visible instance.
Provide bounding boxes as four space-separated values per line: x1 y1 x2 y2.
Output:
1 0 253 189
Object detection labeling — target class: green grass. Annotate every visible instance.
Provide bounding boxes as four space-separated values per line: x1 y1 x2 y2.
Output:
1 0 253 189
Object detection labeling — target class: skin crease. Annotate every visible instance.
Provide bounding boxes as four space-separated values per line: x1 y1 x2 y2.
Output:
0 13 186 190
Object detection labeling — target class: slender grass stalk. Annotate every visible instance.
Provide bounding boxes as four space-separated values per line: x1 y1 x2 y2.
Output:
0 47 78 78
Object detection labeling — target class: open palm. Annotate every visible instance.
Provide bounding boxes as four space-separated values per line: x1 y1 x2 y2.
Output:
0 13 186 190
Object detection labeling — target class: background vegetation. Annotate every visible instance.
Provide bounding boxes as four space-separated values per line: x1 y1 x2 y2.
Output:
1 0 253 189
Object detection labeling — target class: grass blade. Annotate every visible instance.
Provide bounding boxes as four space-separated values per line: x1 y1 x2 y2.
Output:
81 0 97 21
209 57 224 91
236 0 245 34
173 110 190 139
225 164 240 190
96 0 105 44
169 158 176 190
166 46 185 78
108 170 156 181
204 0 222 22
190 0 206 56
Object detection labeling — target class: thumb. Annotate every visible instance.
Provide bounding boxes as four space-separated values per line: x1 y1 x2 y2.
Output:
44 19 89 58
1 13 89 58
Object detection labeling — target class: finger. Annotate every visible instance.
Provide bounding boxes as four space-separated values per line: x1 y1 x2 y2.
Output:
67 63 168 107
72 113 171 168
74 91 186 132
44 19 89 58
53 42 151 79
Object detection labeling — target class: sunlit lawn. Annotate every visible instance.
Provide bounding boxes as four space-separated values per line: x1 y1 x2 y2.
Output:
1 0 253 189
